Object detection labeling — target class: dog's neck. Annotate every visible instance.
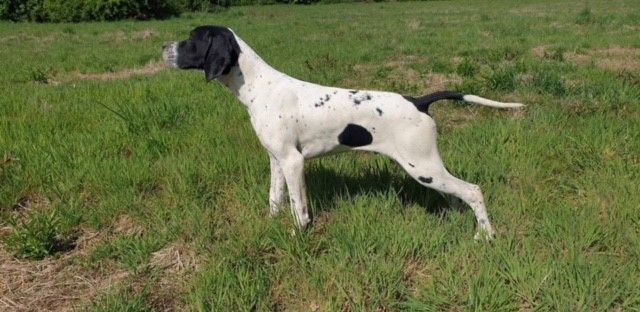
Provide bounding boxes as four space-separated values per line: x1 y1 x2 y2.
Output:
217 35 285 108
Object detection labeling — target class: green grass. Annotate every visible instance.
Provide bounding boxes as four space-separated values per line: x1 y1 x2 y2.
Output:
1 0 640 310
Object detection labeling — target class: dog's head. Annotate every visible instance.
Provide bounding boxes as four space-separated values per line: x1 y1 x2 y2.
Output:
163 26 241 81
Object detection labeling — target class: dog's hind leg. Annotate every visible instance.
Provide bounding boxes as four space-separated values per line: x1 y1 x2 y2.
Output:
269 155 287 217
404 157 496 240
387 123 496 240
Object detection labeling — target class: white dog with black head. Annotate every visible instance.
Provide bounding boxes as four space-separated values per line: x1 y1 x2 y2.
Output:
162 26 524 240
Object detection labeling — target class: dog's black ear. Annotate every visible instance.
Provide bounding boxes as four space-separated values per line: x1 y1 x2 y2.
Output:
204 29 241 82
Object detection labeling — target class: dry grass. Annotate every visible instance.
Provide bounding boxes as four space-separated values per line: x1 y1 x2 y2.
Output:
0 230 128 312
100 29 158 43
531 45 640 72
47 61 167 86
146 243 202 311
567 46 639 72
113 214 144 237
347 54 461 95
71 60 167 81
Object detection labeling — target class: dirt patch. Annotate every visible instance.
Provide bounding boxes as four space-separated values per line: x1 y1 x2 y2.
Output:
567 46 640 72
0 229 128 312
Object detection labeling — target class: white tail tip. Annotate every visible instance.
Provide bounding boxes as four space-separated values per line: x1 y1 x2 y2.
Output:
463 95 525 109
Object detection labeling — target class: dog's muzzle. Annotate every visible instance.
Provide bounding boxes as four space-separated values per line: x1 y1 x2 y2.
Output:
162 42 178 68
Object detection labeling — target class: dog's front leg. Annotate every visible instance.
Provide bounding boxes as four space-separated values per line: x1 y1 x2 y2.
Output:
269 155 286 217
278 151 311 229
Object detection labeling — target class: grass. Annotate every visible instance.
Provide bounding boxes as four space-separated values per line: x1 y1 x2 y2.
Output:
1 0 640 310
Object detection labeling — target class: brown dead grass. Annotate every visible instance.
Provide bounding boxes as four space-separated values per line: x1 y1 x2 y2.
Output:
72 60 167 81
346 54 461 95
48 61 167 85
10 193 51 214
100 29 158 43
0 229 128 312
0 224 202 312
114 214 144 237
532 45 640 72
531 45 547 58
147 243 203 311
403 258 431 291
560 46 639 72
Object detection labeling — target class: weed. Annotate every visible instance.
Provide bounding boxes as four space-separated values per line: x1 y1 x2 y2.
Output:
4 209 76 259
484 65 518 92
532 71 567 96
29 67 51 84
545 47 566 62
576 7 594 25
456 58 478 78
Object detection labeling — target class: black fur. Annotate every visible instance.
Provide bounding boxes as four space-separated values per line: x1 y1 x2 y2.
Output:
176 26 241 81
338 124 373 147
403 91 465 115
418 176 433 184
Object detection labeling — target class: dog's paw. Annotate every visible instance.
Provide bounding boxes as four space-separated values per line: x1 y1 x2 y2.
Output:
269 208 280 218
474 229 496 241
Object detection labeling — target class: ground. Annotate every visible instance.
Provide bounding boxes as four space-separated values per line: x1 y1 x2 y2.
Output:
1 0 639 310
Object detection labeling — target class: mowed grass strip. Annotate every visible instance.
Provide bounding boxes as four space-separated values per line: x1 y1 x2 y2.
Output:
1 0 640 310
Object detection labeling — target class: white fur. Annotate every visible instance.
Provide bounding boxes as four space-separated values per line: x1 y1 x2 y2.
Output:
165 29 527 239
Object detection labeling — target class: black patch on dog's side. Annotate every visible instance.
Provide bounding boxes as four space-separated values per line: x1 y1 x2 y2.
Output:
324 94 331 101
349 90 359 94
408 163 415 168
418 176 433 184
338 124 373 147
376 108 383 116
353 99 361 105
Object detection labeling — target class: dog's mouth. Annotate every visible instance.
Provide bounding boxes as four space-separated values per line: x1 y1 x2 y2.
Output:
162 42 178 68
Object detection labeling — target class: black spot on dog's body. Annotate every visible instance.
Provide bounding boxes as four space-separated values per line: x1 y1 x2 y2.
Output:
353 99 361 105
314 101 325 107
324 94 331 101
408 163 415 168
338 124 373 147
366 94 372 100
349 90 359 94
333 91 338 94
376 108 383 116
418 176 433 184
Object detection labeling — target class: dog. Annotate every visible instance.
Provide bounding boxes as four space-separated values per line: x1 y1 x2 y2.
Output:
162 26 524 240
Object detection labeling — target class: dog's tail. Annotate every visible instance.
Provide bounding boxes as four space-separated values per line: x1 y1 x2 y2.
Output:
403 91 525 115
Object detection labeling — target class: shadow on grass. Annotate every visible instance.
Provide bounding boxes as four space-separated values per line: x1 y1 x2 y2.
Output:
305 165 465 218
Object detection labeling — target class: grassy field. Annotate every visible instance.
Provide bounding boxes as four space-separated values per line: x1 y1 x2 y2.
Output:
1 0 640 310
